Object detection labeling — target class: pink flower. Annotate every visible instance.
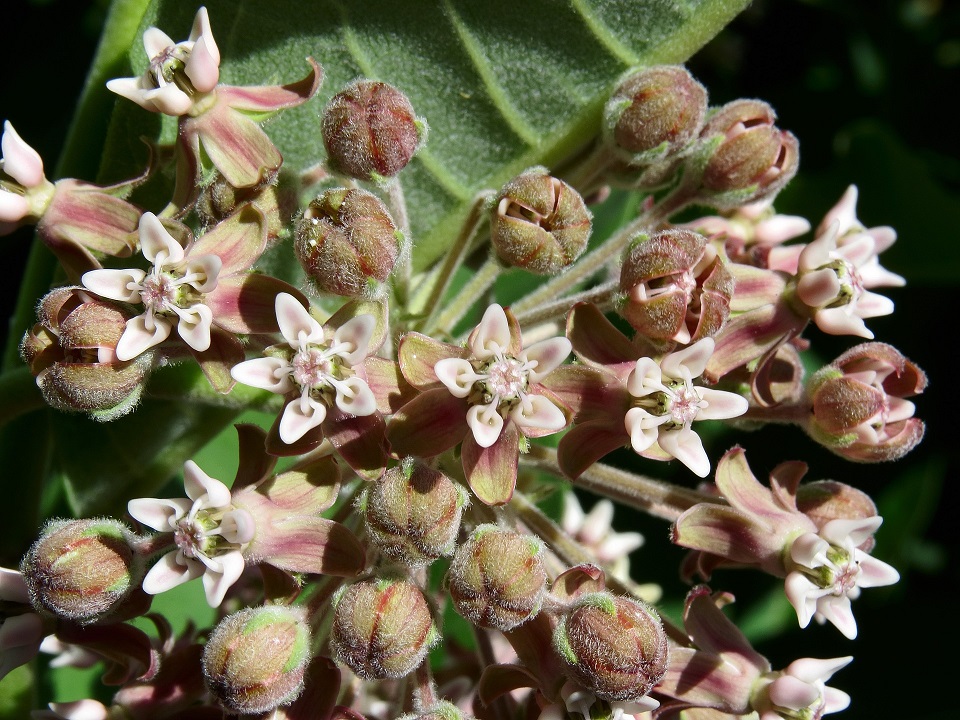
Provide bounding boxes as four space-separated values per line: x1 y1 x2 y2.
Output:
561 495 644 579
0 121 55 232
0 567 45 681
752 656 853 720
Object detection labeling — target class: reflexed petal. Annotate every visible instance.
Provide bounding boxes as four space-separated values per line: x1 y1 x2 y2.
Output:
696 387 749 420
116 314 172 361
2 122 44 187
820 516 881 547
510 394 566 433
141 552 202 595
815 307 873 339
435 358 482 398
333 314 376 365
789 532 828 568
230 356 293 393
127 497 192 531
176 303 214 352
139 212 184 264
522 337 572 382
279 397 327 444
194 103 282 186
183 459 232 507
470 303 511 359
855 290 895 318
142 26 175 57
784 572 820 628
626 357 664 398
202 551 244 607
854 552 900 588
769 675 820 711
625 407 666 453
0 190 29 223
466 403 504 448
823 688 852 714
105 77 152 110
334 376 377 416
658 426 710 477
183 254 221 293
81 268 146 303
787 656 853 685
276 292 323 348
219 509 256 545
185 35 220 93
385 389 469 457
662 337 715 380
816 595 857 639
557 419 628 480
143 85 193 116
799 222 838 271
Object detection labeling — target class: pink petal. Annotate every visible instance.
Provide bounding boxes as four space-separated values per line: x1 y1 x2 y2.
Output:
663 337 715 380
566 302 638 367
139 212 184 264
188 7 215 48
183 459 232 507
836 233 875 267
682 587 768 668
363 356 419 414
854 552 900 588
2 121 45 187
143 85 194 116
190 203 268 274
333 314 376 365
557 419 628 479
462 423 520 506
625 407 665 453
105 77 154 112
193 104 282 187
215 58 322 113
470 304 511 359
127 497 191 531
385 389 469 457
626 357 665 398
435 358 482 398
141 552 202 595
817 595 857 639
81 268 146 303
819 185 859 237
0 612 43 652
522 337 571 382
142 26 175 58
185 35 219 93
855 290 894 318
334 376 377 416
658 426 711 477
202 550 244 607
323 408 387 481
279 397 327 444
0 568 30 604
253 516 365 577
176 303 214 352
696 387 749 420
206 274 302 334
822 687 852 714
0 190 29 223
769 674 820 710
815 307 873 339
231 357 292 394
756 214 811 244
787 656 852 685
799 223 838 271
276 293 324 348
510 394 567 434
116 314 172 361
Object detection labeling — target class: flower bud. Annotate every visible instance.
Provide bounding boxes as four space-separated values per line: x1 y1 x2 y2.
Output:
21 288 154 420
322 80 422 180
397 700 472 720
295 187 401 297
553 593 668 702
699 99 799 207
796 480 878 552
491 169 591 275
20 518 142 624
203 605 312 714
604 66 707 161
805 342 926 462
331 579 438 679
362 461 468 566
447 525 546 631
619 229 733 343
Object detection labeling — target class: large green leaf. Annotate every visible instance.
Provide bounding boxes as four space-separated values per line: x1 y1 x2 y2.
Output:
3 0 750 523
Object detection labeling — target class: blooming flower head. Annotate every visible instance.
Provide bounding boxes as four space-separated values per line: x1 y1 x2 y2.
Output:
625 338 749 477
0 121 55 232
107 7 220 116
561 494 644 579
128 460 255 607
752 656 853 720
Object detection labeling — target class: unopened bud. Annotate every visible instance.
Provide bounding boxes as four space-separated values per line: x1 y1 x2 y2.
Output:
447 525 546 631
21 288 153 420
20 518 142 624
397 700 471 720
491 169 591 275
331 579 438 679
362 461 468 566
619 229 733 343
553 593 668 702
322 80 422 180
295 187 401 297
796 480 878 552
604 66 707 161
699 100 799 207
203 605 312 715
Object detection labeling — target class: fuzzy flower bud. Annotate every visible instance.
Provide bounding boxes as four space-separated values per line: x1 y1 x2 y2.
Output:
553 593 668 702
447 525 547 631
331 579 438 679
295 187 401 297
21 288 154 420
491 169 591 275
20 518 142 624
699 99 799 208
361 461 468 566
805 342 926 462
604 65 707 161
322 80 422 180
619 228 733 344
796 481 878 551
203 605 311 715
397 700 472 720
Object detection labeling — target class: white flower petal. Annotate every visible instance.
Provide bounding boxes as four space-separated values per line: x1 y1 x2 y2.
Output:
466 403 504 448
0 612 43 652
854 552 900 588
333 314 375 365
435 358 483 398
279 396 327 444
561 493 585 535
820 516 881 547
626 357 665 398
116 314 172 361
822 687 852 714
816 594 858 639
139 212 184 265
106 77 154 111
696 387 749 421
769 675 820 711
219 509 256 545
185 34 220 93
0 568 30 604
127 497 192 531
143 85 193 116
334 376 377 416
176 303 213 352
815 307 873 339
855 290 894 319
658 426 711 477
276 293 324 348
1 121 44 188
784 572 819 628
142 26 176 58
81 268 147 303
661 337 715 380
789 532 829 568
625 407 666 453
511 394 566 433
141 552 202 595
202 550 245 608
797 268 842 308
183 459 231 507
786 656 853 685
522 337 571 382
46 700 110 720
581 499 615 545
471 304 511 360
183 254 221 293
0 190 29 223
231 357 293 394
598 532 645 561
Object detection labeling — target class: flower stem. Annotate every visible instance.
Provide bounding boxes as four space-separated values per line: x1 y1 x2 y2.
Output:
513 279 619 327
435 254 502 337
386 179 412 305
0 367 45 430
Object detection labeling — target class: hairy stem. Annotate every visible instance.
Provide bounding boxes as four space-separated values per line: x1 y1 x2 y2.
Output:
513 279 619 327
435 255 502 337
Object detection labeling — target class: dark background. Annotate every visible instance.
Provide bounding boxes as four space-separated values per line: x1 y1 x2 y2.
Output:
2 0 956 718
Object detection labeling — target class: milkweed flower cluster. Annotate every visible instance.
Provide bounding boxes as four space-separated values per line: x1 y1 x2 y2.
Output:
2 8 927 720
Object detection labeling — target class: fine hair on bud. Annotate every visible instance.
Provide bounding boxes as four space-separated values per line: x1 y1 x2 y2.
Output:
553 592 669 702
446 525 547 631
20 518 143 624
202 605 312 715
322 79 422 180
331 578 438 679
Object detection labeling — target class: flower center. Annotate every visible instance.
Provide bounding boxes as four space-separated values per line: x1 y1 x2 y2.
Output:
483 356 527 399
825 259 864 308
140 273 177 311
291 347 341 389
149 45 191 88
668 383 705 426
173 516 207 559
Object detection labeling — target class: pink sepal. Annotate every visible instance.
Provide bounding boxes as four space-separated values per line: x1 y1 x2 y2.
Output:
215 58 322 112
398 332 466 389
462 423 520 506
386 389 469 458
323 407 387 481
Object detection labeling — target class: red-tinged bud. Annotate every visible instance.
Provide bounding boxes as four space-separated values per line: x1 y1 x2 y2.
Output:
446 525 546 631
604 66 707 161
398 701 471 720
331 579 438 679
203 605 312 715
491 169 591 275
553 593 668 702
796 480 878 552
619 229 733 344
20 287 154 420
699 100 799 208
295 187 402 298
20 518 142 624
322 80 422 180
361 461 468 566
805 342 926 462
